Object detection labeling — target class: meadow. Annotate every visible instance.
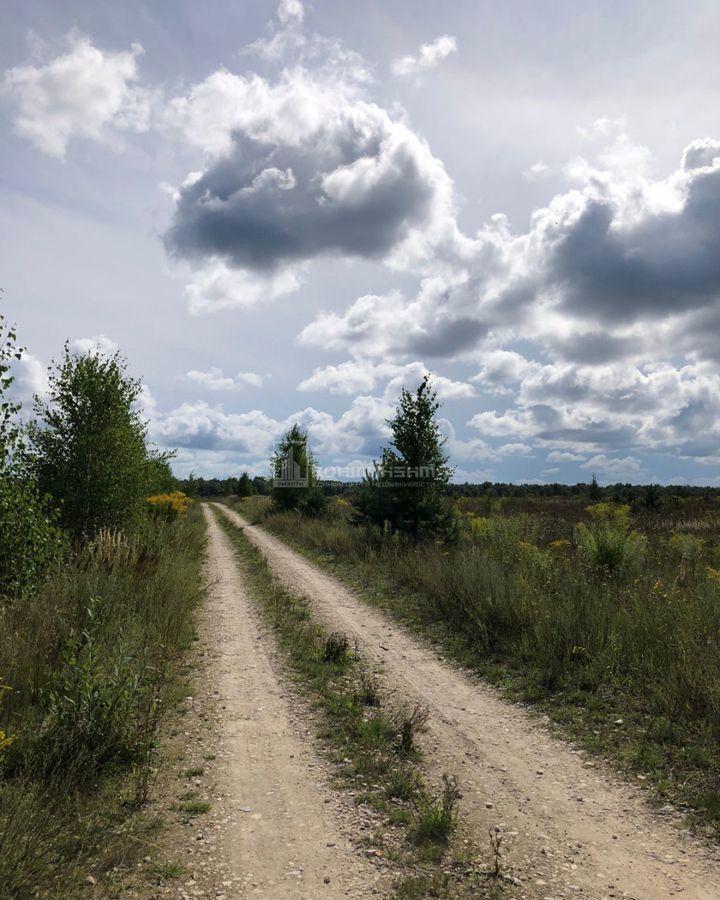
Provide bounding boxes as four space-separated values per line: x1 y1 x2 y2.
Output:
0 503 205 897
232 491 720 835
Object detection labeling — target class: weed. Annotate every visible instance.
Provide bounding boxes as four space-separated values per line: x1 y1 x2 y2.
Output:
411 774 461 845
145 859 184 883
322 631 350 664
183 766 204 778
386 765 422 801
393 705 429 757
488 826 503 877
354 672 381 707
178 799 210 817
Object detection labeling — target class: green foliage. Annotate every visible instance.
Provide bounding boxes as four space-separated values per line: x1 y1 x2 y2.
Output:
0 310 64 602
270 423 320 513
30 345 170 539
575 503 647 575
0 506 206 895
411 774 461 845
353 376 454 539
31 602 157 778
237 471 254 497
0 475 65 602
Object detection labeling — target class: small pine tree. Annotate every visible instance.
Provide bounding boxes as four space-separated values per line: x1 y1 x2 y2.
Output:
589 474 601 501
353 375 454 538
270 423 324 514
237 471 254 497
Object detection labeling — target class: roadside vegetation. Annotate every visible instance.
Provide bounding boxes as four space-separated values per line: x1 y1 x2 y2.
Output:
231 376 720 839
212 506 504 898
0 309 204 897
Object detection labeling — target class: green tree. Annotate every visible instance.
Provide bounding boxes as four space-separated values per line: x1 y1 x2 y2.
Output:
0 311 64 601
237 471 254 497
353 375 454 538
31 345 165 539
270 423 324 514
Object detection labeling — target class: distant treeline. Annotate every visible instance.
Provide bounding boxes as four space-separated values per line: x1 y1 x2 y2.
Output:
177 474 720 504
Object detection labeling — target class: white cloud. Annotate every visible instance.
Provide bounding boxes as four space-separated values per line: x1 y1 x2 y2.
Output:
547 450 586 463
8 352 48 406
164 43 462 313
581 454 644 481
497 442 533 456
2 33 153 157
522 161 550 181
70 334 119 355
183 257 303 314
184 367 263 391
298 359 474 400
391 35 458 78
278 0 304 23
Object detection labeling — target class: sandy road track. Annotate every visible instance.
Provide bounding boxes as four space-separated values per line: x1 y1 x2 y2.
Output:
215 504 720 900
201 506 388 898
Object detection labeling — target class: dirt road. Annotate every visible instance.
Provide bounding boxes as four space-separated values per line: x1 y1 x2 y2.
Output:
215 503 720 900
200 506 387 898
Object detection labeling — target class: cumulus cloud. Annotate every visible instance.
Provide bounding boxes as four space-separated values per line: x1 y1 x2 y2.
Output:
164 75 457 280
8 352 48 406
183 257 302 314
2 33 153 157
163 14 463 313
70 334 119 355
581 454 644 481
391 35 458 78
297 359 474 399
466 354 720 465
278 0 304 24
522 161 550 181
150 393 394 461
184 367 263 391
301 128 720 368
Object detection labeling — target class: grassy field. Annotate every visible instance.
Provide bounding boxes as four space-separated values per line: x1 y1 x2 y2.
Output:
0 505 206 898
232 493 720 837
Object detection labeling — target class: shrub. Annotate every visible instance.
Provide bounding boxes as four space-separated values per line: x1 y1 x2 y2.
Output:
322 631 350 664
575 503 646 575
32 610 157 778
0 312 65 602
0 475 65 602
147 491 192 520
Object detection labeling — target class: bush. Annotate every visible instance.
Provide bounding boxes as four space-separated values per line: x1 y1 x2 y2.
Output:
0 475 65 602
32 611 157 778
0 312 65 602
147 490 192 520
575 503 646 575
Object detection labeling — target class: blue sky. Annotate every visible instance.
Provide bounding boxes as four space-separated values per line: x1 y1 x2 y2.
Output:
2 0 720 484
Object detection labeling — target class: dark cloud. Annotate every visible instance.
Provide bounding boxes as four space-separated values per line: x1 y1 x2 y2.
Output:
165 121 439 272
552 165 720 322
547 330 638 364
408 317 488 356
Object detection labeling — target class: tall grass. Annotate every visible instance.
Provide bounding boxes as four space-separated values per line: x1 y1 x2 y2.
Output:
0 505 205 898
233 496 720 833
